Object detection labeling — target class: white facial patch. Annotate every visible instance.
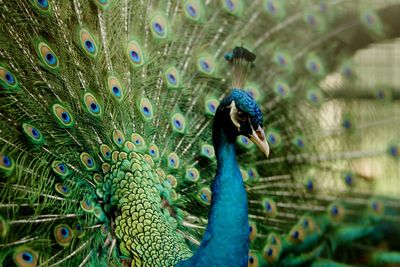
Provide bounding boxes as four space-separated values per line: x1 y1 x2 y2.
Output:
228 101 241 129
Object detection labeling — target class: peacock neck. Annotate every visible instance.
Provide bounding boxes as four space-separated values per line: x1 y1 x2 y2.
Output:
178 115 249 266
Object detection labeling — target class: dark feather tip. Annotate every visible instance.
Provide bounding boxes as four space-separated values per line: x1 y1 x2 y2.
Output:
232 46 257 62
224 52 233 62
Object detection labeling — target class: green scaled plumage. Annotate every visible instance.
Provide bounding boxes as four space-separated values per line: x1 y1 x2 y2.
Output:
1 1 400 267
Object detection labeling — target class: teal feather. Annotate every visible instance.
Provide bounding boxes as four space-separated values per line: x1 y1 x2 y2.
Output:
0 1 400 266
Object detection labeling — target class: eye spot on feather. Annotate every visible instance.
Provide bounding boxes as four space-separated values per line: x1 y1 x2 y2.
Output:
222 0 243 16
306 89 323 106
237 135 254 149
81 198 94 212
204 98 219 116
52 104 74 128
148 144 160 160
54 224 73 246
165 175 177 188
22 123 45 145
341 116 353 130
360 9 381 32
273 81 290 99
32 0 51 14
292 135 305 149
288 225 305 244
305 54 325 77
273 51 293 71
328 203 345 223
78 28 98 59
248 252 259 267
150 14 168 39
344 172 353 186
167 152 180 169
197 55 215 75
249 221 257 241
139 98 154 120
130 133 147 152
0 153 14 173
55 183 70 196
198 187 211 205
100 144 112 161
127 40 144 67
112 129 125 148
304 12 326 33
107 76 124 101
0 66 20 91
183 0 205 21
247 168 258 181
264 0 285 20
171 113 186 133
301 216 317 233
262 198 277 217
200 144 215 159
80 152 97 171
305 179 314 192
263 244 279 263
36 41 59 70
165 67 180 88
14 248 38 267
266 129 282 148
83 93 102 117
186 167 200 182
389 144 399 158
342 67 353 79
52 161 69 178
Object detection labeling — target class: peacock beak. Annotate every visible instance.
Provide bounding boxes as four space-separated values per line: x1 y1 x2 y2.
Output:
248 125 270 158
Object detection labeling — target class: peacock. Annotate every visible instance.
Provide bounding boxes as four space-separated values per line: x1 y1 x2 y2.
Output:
0 0 400 266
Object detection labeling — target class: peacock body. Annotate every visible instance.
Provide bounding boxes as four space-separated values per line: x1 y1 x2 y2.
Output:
0 0 400 267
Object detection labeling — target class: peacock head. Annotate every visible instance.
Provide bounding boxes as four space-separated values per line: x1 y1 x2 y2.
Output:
216 89 270 157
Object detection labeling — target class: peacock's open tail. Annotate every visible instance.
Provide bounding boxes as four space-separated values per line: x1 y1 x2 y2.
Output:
1 0 400 266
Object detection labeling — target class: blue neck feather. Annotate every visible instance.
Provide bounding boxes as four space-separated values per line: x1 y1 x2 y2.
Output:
178 113 249 266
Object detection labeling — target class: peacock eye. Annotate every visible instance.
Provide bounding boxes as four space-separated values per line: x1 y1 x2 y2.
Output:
237 112 247 121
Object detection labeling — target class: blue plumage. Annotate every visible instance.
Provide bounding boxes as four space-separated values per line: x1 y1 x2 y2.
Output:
179 89 266 266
